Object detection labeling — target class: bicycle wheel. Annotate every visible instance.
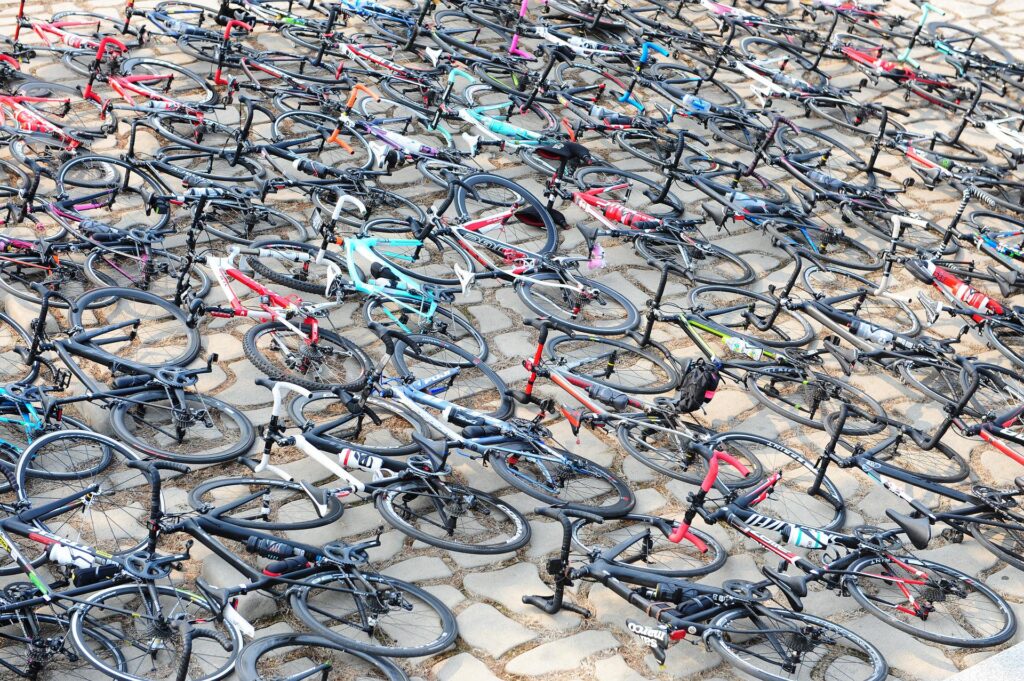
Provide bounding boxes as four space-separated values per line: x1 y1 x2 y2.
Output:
802 265 921 337
72 286 202 368
516 271 639 335
244 322 373 391
545 333 680 394
56 155 169 231
688 285 816 348
199 200 311 244
376 478 531 554
0 312 37 385
570 513 727 577
120 57 219 107
15 430 154 556
984 319 1024 371
0 612 125 679
13 81 116 139
363 298 488 364
453 173 559 255
235 634 407 681
707 607 887 681
847 426 969 483
292 393 429 456
84 246 212 299
311 186 427 231
188 477 344 530
616 419 764 488
367 230 476 287
272 110 374 171
969 513 1024 572
650 62 745 109
846 554 1016 647
244 239 349 295
110 391 255 463
747 368 888 435
805 96 910 139
390 334 510 419
290 571 457 657
487 439 634 517
634 235 755 286
70 583 242 681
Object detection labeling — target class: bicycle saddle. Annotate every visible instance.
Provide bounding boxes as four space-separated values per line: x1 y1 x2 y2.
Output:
760 565 808 611
1016 476 1024 493
535 141 592 163
410 431 447 469
885 508 931 550
523 316 576 335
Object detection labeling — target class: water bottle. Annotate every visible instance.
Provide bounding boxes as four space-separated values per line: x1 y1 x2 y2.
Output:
679 93 712 114
787 526 830 550
725 336 763 361
850 319 895 346
50 544 95 569
340 448 384 475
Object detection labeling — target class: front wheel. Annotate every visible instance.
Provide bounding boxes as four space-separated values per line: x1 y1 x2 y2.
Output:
235 634 406 681
188 477 345 531
69 583 242 681
109 391 256 463
846 555 1016 647
516 271 639 335
376 478 531 554
290 571 458 658
707 607 887 681
571 513 727 577
487 440 634 517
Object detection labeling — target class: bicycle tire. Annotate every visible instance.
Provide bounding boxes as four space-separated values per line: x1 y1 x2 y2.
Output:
968 513 1024 572
235 633 407 681
109 390 256 463
243 321 372 391
70 583 242 681
376 478 531 554
244 239 349 296
188 476 345 530
516 271 640 335
747 367 888 435
390 334 509 418
634 235 756 286
487 439 634 517
707 607 887 681
290 571 458 657
544 333 680 394
570 513 727 577
15 430 154 556
363 298 489 365
72 286 202 367
688 284 816 348
846 554 1016 647
293 393 430 456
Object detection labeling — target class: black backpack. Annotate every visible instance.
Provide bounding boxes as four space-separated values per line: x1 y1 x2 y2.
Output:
675 358 721 413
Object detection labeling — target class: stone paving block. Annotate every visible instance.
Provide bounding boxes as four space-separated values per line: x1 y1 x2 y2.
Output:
432 653 504 681
504 630 619 676
456 602 539 657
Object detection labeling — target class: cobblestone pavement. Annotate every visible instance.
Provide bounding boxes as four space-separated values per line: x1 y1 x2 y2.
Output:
4 0 1024 679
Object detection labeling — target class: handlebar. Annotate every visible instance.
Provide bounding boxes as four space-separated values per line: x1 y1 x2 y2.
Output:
255 378 312 416
639 42 670 64
535 506 606 525
346 83 377 110
94 36 128 62
367 321 423 357
222 19 253 41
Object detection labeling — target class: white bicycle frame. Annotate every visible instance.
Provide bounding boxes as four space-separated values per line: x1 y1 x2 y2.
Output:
252 381 399 515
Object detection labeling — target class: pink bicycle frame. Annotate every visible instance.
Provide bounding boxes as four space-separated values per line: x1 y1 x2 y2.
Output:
668 450 751 549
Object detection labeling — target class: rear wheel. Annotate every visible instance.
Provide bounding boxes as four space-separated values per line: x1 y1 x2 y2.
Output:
244 322 372 391
189 477 344 531
846 555 1016 647
708 607 887 681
